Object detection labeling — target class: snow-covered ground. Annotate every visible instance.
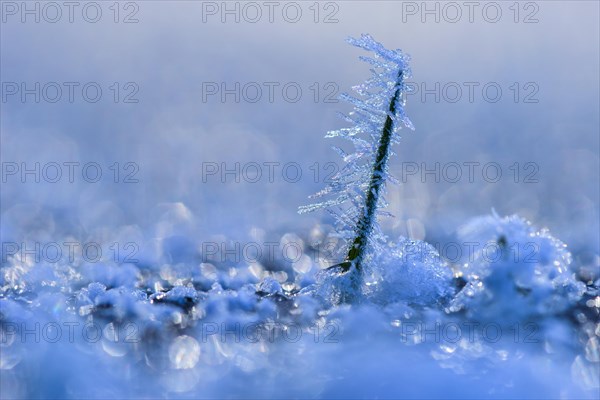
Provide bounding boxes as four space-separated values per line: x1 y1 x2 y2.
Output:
1 211 598 398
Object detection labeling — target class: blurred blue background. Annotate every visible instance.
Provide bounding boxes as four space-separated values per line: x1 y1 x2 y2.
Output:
1 0 599 259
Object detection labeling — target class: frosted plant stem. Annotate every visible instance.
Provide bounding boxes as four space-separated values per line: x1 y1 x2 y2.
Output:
342 70 404 273
298 35 414 297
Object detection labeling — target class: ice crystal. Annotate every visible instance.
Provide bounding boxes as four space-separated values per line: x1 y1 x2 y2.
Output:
299 34 414 269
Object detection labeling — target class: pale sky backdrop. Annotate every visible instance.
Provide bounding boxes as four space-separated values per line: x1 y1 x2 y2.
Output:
1 1 599 260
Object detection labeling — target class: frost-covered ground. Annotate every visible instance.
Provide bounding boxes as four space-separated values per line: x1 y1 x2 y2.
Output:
1 210 599 398
1 2 599 399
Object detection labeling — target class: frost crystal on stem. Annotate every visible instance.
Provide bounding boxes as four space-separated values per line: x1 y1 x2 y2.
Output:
299 34 414 273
